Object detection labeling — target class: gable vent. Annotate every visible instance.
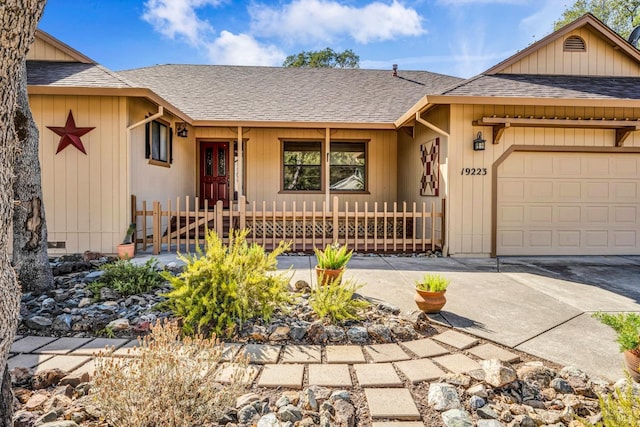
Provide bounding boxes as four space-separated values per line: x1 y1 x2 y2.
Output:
564 36 586 52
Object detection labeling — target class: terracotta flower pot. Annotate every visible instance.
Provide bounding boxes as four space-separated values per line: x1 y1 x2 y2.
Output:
117 243 135 260
624 350 640 383
316 266 344 286
414 288 446 313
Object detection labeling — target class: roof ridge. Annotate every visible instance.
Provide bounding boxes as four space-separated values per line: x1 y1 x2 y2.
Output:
97 64 139 88
438 74 485 95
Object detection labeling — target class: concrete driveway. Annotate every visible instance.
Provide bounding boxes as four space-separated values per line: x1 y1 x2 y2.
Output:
142 251 640 381
278 254 640 382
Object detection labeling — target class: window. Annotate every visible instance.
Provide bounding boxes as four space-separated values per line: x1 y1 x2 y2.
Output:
145 120 172 165
283 141 321 191
330 142 366 191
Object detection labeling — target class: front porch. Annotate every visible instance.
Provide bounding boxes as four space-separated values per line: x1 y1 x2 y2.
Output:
131 195 446 255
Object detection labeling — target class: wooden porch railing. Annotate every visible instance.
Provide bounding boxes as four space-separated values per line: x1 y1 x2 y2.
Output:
131 195 445 254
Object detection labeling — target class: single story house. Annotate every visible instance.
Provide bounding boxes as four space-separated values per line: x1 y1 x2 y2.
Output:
25 14 640 257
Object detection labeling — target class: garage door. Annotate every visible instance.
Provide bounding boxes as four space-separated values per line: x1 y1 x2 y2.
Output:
496 151 640 256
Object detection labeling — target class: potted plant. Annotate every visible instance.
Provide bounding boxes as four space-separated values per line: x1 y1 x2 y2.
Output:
314 242 353 286
117 223 136 259
593 312 640 382
414 273 450 313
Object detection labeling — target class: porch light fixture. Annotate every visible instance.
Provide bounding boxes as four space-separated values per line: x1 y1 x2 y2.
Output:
176 122 188 138
473 131 486 151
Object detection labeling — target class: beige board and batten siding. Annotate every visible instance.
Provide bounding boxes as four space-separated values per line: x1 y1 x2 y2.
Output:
242 127 397 207
448 104 640 257
27 36 77 62
498 27 640 76
32 94 128 254
128 98 196 204
397 105 449 250
496 151 640 255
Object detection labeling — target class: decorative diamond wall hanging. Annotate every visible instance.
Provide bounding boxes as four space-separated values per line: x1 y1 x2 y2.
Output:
47 110 95 155
420 137 439 196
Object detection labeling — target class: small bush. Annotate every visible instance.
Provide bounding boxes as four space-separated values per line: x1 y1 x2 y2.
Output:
92 320 249 427
593 312 640 353
579 377 640 426
89 258 165 298
309 278 369 323
415 273 450 292
163 229 293 336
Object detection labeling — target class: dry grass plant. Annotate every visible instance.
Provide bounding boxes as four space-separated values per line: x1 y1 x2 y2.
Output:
92 320 249 427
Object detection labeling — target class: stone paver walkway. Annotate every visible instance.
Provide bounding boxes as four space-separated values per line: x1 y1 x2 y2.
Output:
9 329 523 424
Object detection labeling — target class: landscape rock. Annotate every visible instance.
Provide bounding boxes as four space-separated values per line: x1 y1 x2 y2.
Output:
429 383 461 411
441 408 473 427
482 359 517 388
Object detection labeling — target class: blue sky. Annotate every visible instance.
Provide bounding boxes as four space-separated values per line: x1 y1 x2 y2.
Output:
39 0 570 78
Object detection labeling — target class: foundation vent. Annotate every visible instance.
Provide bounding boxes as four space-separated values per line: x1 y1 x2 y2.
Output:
564 35 586 52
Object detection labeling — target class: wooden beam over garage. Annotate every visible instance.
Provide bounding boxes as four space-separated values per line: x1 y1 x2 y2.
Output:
473 116 640 146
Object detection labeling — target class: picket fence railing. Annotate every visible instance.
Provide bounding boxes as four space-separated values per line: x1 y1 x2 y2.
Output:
131 195 445 255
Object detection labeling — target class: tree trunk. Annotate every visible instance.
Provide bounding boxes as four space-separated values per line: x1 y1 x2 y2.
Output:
0 365 11 427
0 2 48 426
12 60 53 294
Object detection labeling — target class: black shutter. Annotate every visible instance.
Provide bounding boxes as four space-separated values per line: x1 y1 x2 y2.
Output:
145 118 151 159
169 127 173 164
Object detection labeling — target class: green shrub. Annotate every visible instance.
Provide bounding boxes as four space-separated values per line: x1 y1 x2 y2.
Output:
89 258 164 298
162 229 293 337
593 312 640 353
579 377 640 426
415 273 450 292
314 242 353 269
309 278 369 324
92 320 249 427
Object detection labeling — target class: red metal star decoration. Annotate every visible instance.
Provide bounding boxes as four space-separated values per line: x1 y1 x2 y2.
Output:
47 110 95 155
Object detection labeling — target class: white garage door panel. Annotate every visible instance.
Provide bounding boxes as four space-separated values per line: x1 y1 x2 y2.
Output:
497 152 640 256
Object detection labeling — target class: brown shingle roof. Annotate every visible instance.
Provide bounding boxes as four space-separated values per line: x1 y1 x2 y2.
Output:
27 61 136 88
440 74 640 99
119 65 462 123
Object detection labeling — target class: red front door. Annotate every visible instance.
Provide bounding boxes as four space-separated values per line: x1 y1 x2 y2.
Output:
200 141 229 208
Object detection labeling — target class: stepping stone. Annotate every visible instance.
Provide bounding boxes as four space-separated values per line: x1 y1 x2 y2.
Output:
400 338 449 358
365 388 421 420
325 345 366 364
221 343 242 362
34 355 92 374
215 363 260 385
354 363 402 387
394 359 447 384
33 337 92 354
70 338 130 356
308 364 352 387
243 344 281 364
433 354 481 374
281 345 321 364
364 343 411 363
72 359 96 377
112 340 141 357
257 364 304 389
432 330 479 350
373 423 425 427
8 354 53 370
467 343 520 363
10 336 57 354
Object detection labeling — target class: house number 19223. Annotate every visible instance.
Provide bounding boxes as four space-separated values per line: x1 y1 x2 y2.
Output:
461 168 487 176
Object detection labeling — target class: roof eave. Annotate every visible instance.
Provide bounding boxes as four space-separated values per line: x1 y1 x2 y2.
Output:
428 94 640 108
35 29 96 64
27 85 193 123
191 120 396 129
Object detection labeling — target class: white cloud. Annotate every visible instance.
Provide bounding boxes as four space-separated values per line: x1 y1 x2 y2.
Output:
142 0 222 45
208 31 286 66
250 0 425 44
437 0 526 4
